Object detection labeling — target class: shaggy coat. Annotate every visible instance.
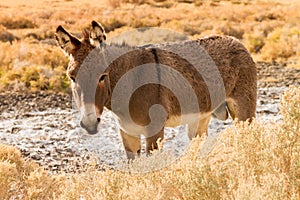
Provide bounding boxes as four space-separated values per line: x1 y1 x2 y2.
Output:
55 21 257 158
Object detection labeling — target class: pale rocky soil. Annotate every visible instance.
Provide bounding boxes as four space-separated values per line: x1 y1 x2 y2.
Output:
0 62 299 173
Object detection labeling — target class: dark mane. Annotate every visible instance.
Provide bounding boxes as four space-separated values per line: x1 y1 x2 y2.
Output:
82 29 90 43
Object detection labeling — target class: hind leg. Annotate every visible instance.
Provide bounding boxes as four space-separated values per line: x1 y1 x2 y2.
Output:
145 129 164 154
227 94 256 122
212 102 229 121
227 64 257 122
197 116 211 137
120 130 141 159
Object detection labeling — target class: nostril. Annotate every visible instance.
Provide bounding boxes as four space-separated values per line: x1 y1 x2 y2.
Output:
97 117 101 122
80 121 84 128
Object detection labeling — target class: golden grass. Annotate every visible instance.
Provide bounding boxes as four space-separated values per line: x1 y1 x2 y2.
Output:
1 86 299 199
1 2 299 199
0 0 299 91
0 41 69 92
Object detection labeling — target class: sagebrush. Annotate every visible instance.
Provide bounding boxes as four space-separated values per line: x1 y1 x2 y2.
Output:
0 0 300 92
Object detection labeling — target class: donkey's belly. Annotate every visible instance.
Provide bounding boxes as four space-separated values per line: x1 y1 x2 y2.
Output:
117 119 147 136
165 112 211 127
112 110 211 136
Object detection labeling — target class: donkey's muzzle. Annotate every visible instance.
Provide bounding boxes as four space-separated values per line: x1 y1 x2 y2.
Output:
80 121 99 135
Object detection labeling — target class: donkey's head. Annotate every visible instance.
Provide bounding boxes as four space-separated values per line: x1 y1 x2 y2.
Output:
55 21 111 134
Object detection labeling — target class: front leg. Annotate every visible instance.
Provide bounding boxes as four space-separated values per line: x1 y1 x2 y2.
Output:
145 129 164 154
120 129 141 159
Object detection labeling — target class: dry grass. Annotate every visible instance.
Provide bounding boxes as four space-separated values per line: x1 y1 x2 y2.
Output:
0 41 69 92
0 0 299 91
1 1 299 199
0 86 299 199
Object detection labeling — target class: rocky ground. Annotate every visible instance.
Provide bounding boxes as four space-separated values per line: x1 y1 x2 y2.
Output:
0 62 299 173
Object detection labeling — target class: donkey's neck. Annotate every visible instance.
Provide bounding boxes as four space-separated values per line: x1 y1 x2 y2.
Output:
103 45 157 110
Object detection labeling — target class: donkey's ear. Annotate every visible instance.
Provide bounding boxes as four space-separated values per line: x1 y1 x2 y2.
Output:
98 73 111 96
89 20 106 47
55 25 81 56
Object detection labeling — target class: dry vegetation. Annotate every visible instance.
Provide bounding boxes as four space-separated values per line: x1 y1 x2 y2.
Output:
0 86 299 199
0 0 300 91
1 0 300 199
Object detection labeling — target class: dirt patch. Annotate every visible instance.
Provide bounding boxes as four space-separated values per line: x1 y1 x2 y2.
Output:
0 91 72 115
257 61 300 88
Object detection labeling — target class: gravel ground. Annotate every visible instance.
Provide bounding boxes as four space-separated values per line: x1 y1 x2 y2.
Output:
0 62 299 173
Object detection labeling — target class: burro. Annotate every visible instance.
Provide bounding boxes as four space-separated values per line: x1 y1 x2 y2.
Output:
55 21 257 159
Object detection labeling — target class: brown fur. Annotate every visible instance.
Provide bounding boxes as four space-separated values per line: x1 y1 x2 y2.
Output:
55 21 257 159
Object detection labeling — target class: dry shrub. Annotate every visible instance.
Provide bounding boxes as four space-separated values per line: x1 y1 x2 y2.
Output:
243 32 265 53
0 144 36 199
20 66 49 91
281 86 300 134
0 42 15 70
0 144 65 199
254 10 283 22
0 41 67 70
103 18 127 33
218 22 244 39
206 86 300 199
108 0 146 7
25 170 65 199
0 161 18 199
0 144 24 172
261 27 300 61
0 25 18 43
183 24 202 36
108 0 175 8
48 66 70 92
0 15 37 29
0 41 69 92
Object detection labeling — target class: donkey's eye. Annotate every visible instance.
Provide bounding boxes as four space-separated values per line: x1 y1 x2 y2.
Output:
99 74 107 83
